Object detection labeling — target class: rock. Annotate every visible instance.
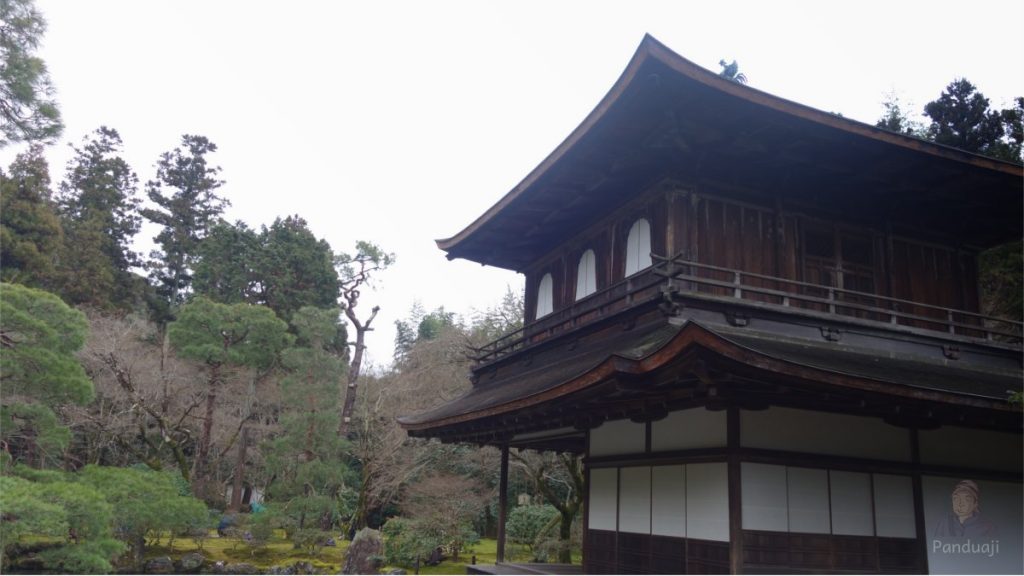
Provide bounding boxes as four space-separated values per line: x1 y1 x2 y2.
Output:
387 570 407 575
341 528 383 575
323 536 336 547
144 556 175 574
178 552 205 572
220 562 259 575
267 561 318 575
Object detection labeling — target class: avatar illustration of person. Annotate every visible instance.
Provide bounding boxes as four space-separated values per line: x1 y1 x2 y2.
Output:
933 479 997 538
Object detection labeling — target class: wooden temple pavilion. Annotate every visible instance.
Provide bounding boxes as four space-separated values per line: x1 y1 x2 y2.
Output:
398 35 1023 575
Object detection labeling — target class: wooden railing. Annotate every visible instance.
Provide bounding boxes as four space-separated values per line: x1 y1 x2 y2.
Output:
470 254 1023 366
470 267 664 365
653 253 1023 343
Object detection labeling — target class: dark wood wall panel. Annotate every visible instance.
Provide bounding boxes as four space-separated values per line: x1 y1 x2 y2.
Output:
742 530 922 574
617 532 652 574
650 535 687 574
584 530 729 574
877 538 921 573
687 539 731 574
585 529 617 574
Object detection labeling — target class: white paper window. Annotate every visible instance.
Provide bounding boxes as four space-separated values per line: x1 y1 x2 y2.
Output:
830 471 874 536
575 249 597 300
535 273 553 318
742 463 789 531
588 468 618 530
651 465 686 537
872 474 915 538
589 418 645 457
625 218 652 276
787 467 830 534
618 467 651 534
686 463 729 542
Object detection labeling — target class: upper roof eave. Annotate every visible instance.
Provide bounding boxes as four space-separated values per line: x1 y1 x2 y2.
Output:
436 34 1023 265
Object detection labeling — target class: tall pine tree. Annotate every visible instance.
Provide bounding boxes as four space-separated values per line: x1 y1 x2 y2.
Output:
56 126 143 309
0 145 62 288
140 135 228 316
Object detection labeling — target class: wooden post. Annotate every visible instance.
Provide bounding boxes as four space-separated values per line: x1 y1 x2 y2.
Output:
497 444 510 564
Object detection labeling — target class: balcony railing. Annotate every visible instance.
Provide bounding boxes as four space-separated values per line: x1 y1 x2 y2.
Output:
470 253 1023 366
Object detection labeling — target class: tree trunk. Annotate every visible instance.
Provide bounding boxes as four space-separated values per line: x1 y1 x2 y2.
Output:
558 509 573 563
160 328 171 415
228 427 249 512
192 365 219 496
339 303 379 437
350 466 371 537
338 327 365 437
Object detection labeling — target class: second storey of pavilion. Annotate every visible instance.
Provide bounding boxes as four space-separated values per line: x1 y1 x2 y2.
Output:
436 36 1023 332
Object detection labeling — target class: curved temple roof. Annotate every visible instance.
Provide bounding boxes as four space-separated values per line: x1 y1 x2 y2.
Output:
436 34 1023 271
398 319 1021 436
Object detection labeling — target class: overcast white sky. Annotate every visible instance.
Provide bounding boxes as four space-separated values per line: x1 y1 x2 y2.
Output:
5 0 1023 368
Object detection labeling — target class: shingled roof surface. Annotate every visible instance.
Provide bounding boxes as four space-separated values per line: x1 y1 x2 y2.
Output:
400 319 1020 430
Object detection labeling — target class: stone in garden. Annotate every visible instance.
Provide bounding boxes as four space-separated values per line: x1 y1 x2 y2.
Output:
178 552 205 572
222 562 259 574
144 556 175 574
342 528 383 575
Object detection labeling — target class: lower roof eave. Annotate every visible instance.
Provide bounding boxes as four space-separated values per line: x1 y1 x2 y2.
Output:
398 321 1022 440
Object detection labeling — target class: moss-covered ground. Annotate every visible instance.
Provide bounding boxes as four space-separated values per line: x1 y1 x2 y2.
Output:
143 534 577 574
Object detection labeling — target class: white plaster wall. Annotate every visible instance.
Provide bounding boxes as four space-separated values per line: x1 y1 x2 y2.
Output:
741 407 912 461
918 426 1023 472
651 407 727 452
589 418 645 457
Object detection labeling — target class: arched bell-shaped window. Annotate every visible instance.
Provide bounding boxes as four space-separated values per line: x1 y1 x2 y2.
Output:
536 273 554 318
575 249 597 301
625 218 652 276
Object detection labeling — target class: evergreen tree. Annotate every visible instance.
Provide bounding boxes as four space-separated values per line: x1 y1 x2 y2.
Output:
336 241 394 436
0 0 63 146
192 220 260 305
924 79 1008 158
263 307 354 540
255 216 340 323
140 135 228 314
0 470 126 573
168 297 291 498
0 283 92 467
0 145 62 287
193 216 340 323
875 91 924 137
77 465 207 569
55 126 142 308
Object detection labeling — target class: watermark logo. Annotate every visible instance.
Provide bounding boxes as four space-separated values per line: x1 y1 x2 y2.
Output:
932 479 1000 557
